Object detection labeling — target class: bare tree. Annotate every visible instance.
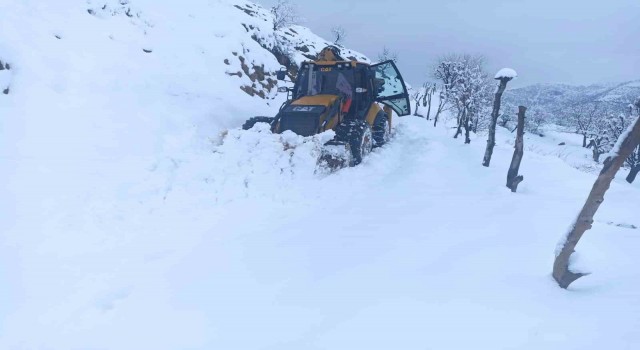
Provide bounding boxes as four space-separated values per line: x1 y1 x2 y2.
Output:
433 90 447 127
270 0 299 31
412 89 424 117
498 111 512 128
331 26 347 45
377 46 398 63
553 98 640 289
524 107 549 136
483 69 516 167
506 106 526 192
566 102 601 147
422 83 436 120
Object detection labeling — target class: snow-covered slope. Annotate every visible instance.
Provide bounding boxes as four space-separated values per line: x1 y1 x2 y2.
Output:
0 0 369 346
0 0 369 249
2 1 640 349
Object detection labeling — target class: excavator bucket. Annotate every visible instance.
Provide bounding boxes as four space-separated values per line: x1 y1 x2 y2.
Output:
318 140 352 171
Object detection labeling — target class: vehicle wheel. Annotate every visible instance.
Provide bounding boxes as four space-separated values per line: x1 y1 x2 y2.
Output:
334 119 373 166
242 116 275 130
372 112 390 147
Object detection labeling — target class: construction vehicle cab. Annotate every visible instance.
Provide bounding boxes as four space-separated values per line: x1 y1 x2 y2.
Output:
243 46 410 167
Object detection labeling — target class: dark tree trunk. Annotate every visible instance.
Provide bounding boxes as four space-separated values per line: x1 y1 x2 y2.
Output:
592 146 601 163
463 108 471 144
434 100 444 127
582 133 587 148
414 104 422 117
506 106 526 192
553 112 640 289
627 165 640 183
483 78 511 167
454 110 463 138
425 91 433 121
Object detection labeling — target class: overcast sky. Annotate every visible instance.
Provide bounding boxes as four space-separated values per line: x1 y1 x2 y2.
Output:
258 0 639 88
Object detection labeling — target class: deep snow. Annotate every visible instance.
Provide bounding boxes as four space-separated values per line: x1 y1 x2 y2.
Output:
3 113 640 349
2 0 640 349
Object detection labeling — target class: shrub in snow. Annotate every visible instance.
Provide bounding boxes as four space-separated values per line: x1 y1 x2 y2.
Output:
376 46 398 63
331 26 346 46
0 59 11 95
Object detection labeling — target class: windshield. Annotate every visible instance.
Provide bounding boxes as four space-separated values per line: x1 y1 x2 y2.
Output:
294 64 354 100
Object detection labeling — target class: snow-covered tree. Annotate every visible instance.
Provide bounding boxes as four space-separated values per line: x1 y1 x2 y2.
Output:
433 55 489 143
331 26 346 45
525 106 550 136
590 103 640 180
377 46 398 63
498 110 513 128
627 145 640 183
553 97 640 289
565 102 602 147
587 112 633 163
625 102 640 183
270 0 299 31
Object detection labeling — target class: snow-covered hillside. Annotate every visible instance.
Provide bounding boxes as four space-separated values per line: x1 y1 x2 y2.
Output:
0 0 369 346
0 0 369 262
504 80 640 116
2 1 640 349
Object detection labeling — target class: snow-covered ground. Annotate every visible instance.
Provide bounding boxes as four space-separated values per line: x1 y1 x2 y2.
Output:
504 125 605 174
3 112 640 348
2 0 640 349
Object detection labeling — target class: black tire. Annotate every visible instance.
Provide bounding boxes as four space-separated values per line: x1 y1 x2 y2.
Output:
242 116 274 130
372 112 390 147
334 119 373 166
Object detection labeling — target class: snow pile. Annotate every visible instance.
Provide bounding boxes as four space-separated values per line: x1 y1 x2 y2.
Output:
211 123 336 201
495 67 518 79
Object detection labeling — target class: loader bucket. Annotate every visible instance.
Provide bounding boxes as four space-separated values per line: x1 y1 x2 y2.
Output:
318 140 353 171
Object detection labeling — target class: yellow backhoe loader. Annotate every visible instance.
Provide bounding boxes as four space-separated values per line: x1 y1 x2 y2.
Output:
242 46 410 167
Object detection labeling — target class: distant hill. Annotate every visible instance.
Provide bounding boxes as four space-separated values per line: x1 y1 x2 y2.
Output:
503 80 640 116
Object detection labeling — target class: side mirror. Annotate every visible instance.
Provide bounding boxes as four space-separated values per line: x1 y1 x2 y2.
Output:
276 68 287 81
